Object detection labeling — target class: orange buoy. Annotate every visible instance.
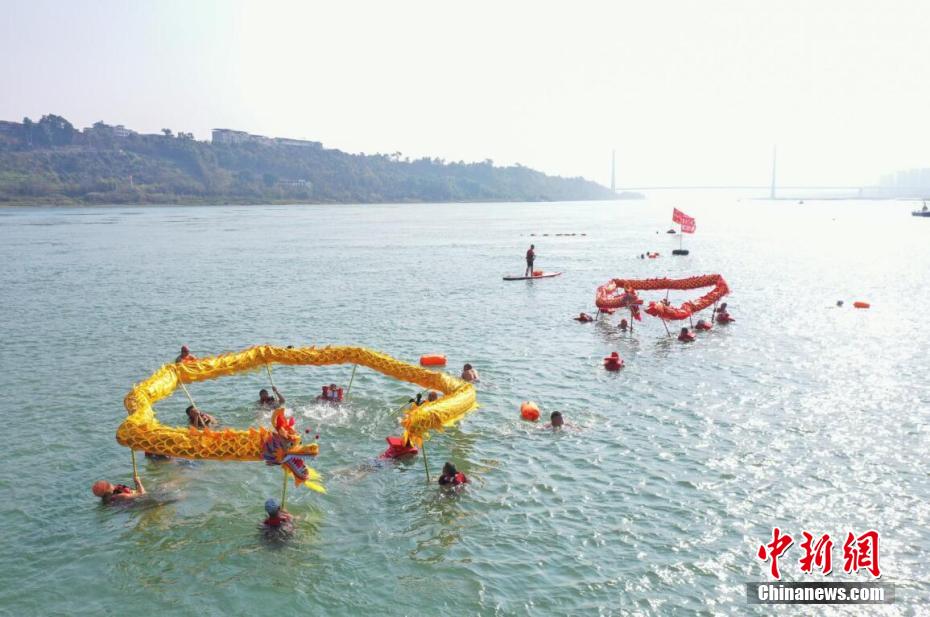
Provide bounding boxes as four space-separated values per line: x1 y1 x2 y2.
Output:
419 354 447 367
520 401 540 421
853 301 870 309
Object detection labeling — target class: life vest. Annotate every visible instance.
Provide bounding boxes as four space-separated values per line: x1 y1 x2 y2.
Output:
381 436 419 459
678 332 696 342
440 472 468 486
264 515 284 527
695 321 712 331
112 484 132 495
716 312 733 324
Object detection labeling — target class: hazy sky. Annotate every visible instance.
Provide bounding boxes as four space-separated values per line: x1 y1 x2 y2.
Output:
2 0 929 187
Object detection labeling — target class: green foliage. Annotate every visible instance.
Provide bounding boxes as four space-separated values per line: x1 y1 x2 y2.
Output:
0 116 616 205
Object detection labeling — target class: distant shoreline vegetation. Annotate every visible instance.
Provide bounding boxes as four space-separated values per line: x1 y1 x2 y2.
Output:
0 115 634 206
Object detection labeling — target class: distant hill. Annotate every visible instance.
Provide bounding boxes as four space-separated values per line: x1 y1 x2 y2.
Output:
0 115 623 205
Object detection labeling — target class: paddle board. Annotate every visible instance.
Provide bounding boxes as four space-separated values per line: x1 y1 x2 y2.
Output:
502 272 563 281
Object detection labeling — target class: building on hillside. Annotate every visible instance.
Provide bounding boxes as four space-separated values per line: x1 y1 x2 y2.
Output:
213 128 320 148
213 128 273 145
83 123 137 139
212 128 251 144
0 120 22 135
274 137 322 149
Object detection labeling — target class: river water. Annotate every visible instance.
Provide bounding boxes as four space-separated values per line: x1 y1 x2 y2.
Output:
0 198 927 615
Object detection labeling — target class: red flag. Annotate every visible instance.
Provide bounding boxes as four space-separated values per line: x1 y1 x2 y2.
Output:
673 208 696 233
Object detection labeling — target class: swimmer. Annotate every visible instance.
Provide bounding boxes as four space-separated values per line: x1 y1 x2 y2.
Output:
618 318 629 332
716 302 735 324
603 351 624 370
461 363 480 382
261 498 294 532
546 411 565 429
92 474 145 504
678 327 696 342
574 312 594 322
438 462 468 487
257 386 285 408
328 383 341 402
175 345 197 363
186 405 215 429
695 319 712 331
836 300 844 307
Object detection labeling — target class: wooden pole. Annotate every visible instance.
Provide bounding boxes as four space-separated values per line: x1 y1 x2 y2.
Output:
265 364 276 390
177 374 196 408
131 449 138 477
662 318 672 338
422 441 431 483
280 468 288 510
345 364 358 400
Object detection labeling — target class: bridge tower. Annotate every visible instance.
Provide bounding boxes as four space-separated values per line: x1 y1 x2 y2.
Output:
770 146 777 199
611 149 616 193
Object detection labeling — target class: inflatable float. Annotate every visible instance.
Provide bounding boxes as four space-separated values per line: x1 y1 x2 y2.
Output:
420 354 447 367
520 401 540 421
595 274 730 321
117 345 479 480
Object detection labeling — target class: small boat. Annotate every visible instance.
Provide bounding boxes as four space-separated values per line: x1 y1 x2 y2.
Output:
912 201 930 217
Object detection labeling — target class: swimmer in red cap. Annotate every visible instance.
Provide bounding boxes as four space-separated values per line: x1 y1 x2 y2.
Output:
92 474 145 504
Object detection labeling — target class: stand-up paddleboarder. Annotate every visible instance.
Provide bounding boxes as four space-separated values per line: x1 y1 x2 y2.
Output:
524 244 535 277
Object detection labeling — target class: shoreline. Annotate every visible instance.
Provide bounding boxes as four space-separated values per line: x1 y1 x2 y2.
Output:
0 195 638 208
